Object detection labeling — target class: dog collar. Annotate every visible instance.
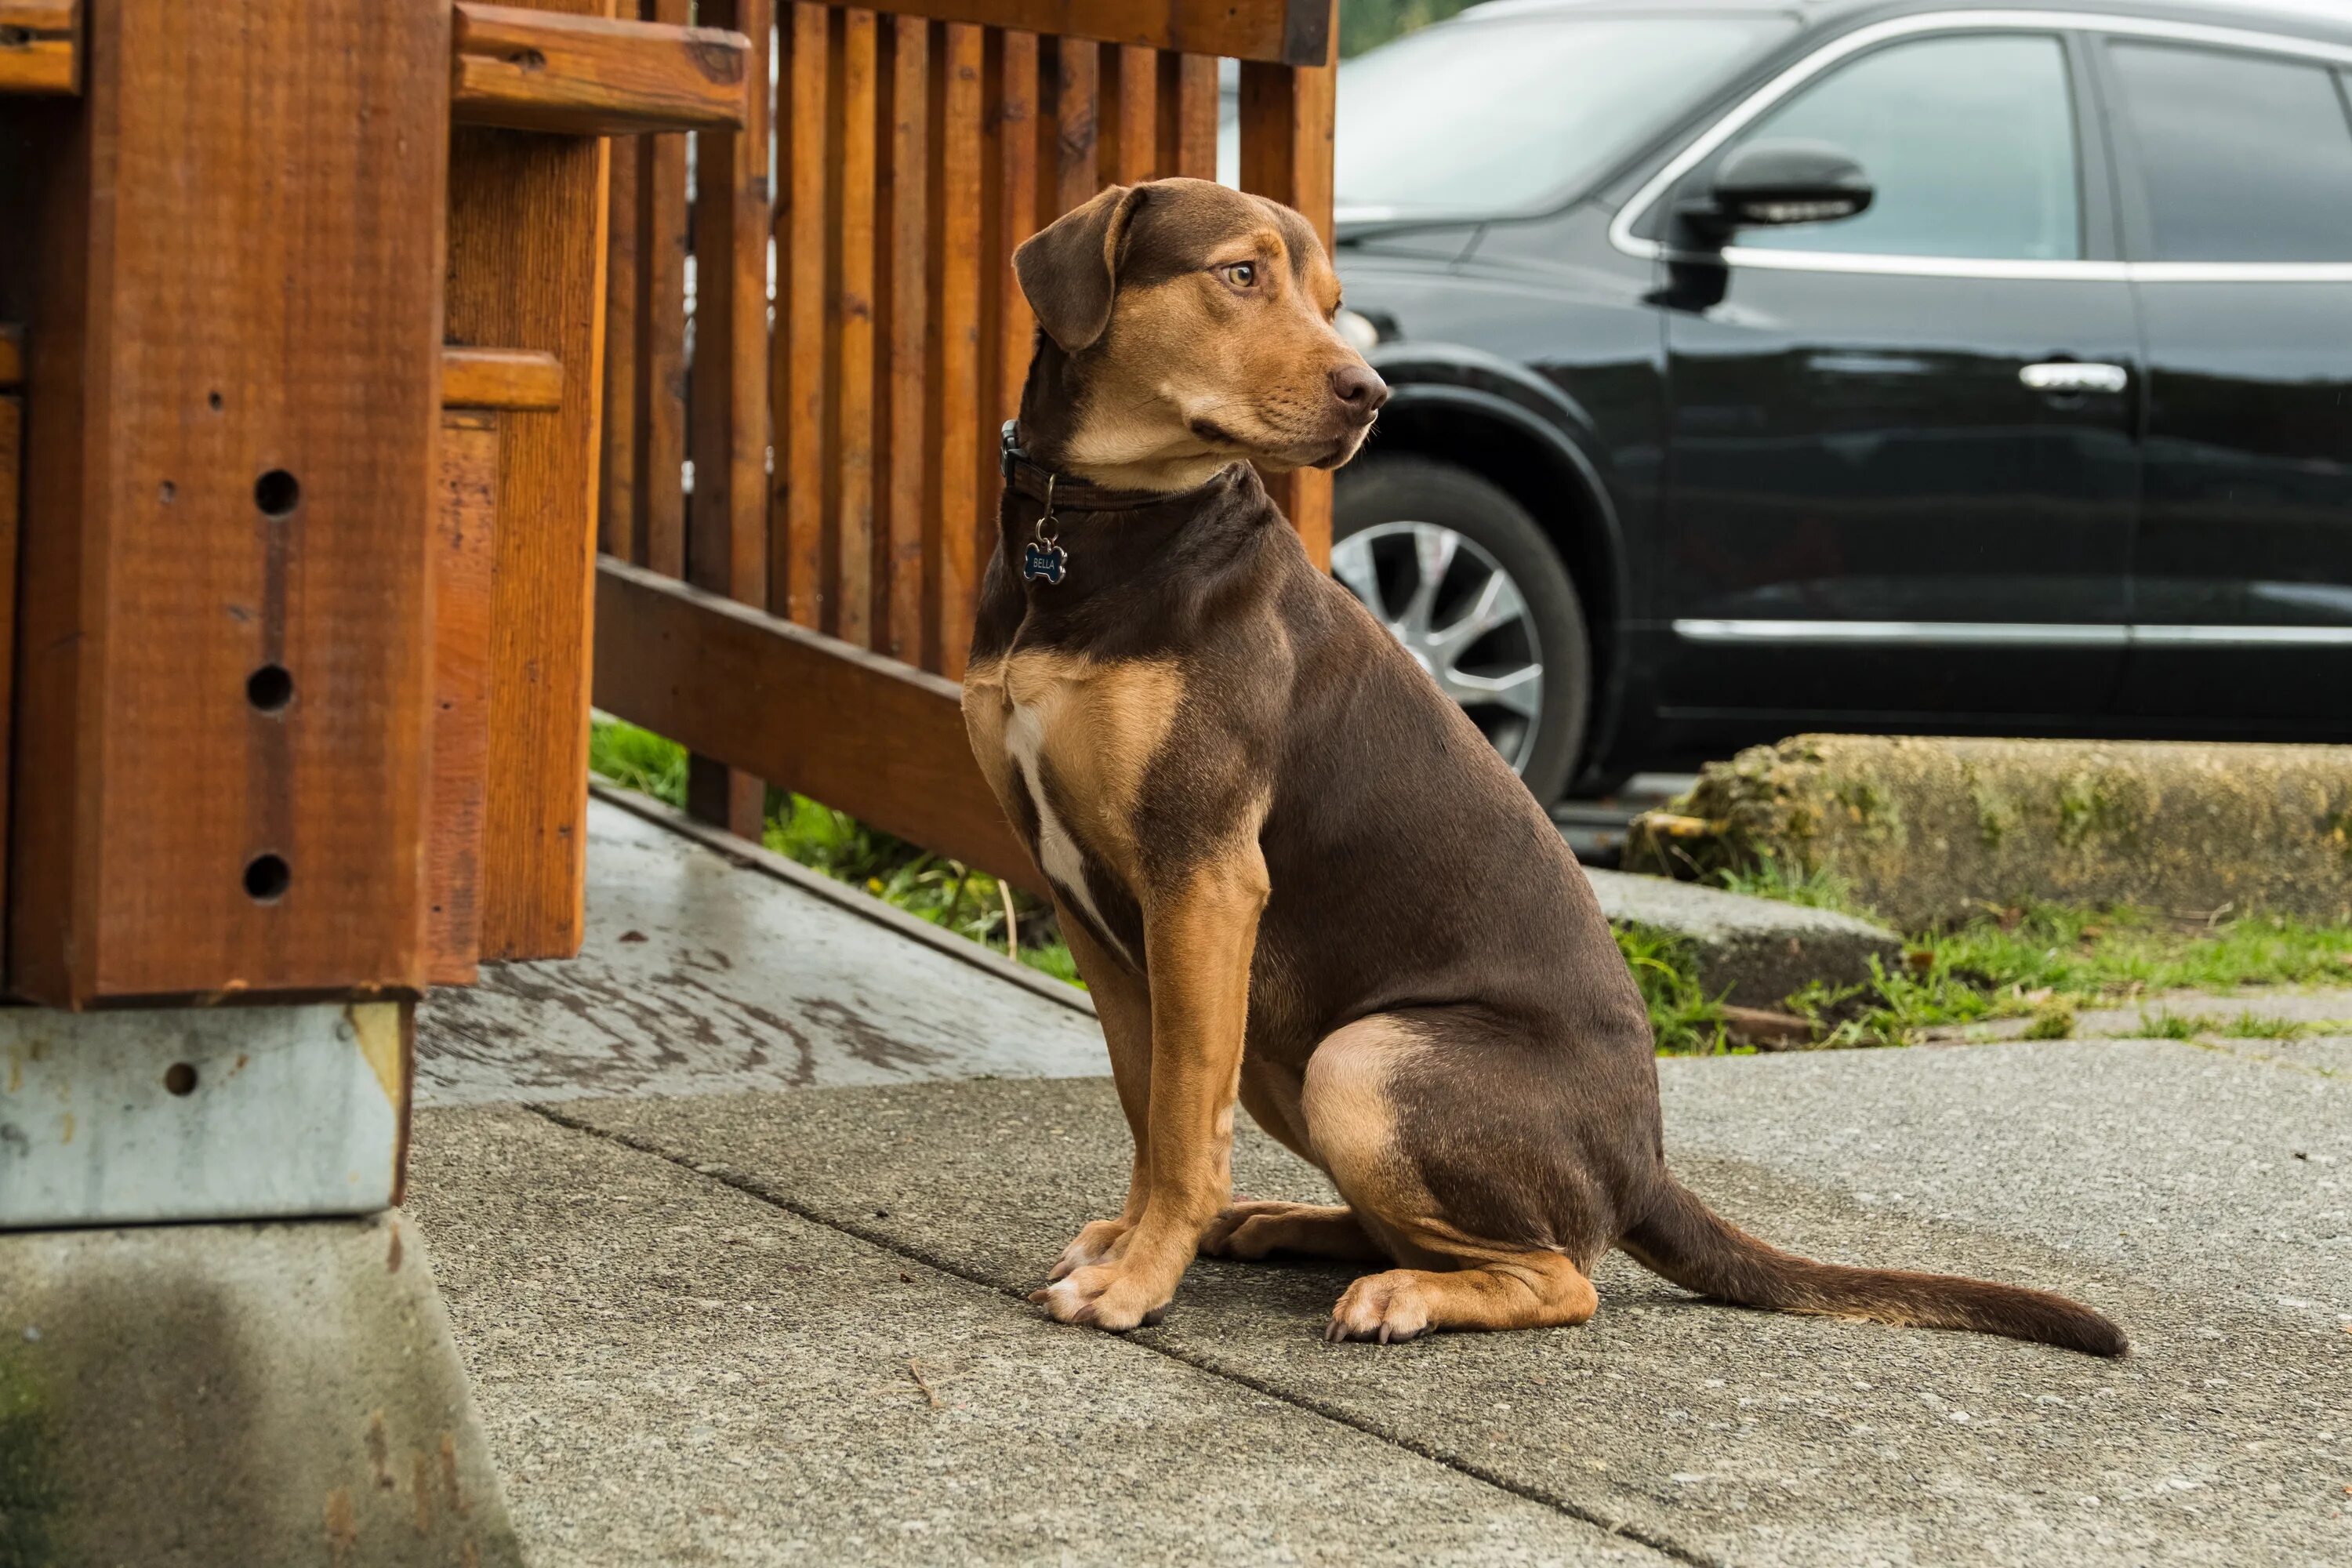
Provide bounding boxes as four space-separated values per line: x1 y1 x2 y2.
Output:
1000 422 1239 586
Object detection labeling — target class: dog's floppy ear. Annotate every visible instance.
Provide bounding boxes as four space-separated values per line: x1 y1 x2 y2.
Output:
1014 183 1147 353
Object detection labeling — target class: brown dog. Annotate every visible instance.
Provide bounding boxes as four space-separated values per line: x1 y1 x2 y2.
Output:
961 177 2125 1356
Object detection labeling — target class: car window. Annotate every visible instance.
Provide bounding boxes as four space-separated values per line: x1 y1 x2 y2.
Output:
2107 42 2352 263
1325 14 1798 219
1719 33 2081 261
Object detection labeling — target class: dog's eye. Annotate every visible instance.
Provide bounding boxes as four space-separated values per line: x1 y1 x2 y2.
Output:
1218 262 1258 289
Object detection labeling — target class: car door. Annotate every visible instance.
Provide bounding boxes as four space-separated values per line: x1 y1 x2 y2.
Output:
1646 26 2140 730
2096 31 2352 735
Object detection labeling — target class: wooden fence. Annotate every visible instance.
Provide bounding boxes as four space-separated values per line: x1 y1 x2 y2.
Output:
591 0 1337 878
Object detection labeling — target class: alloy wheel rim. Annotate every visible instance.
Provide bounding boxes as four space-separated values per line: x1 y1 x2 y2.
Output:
1330 521 1546 775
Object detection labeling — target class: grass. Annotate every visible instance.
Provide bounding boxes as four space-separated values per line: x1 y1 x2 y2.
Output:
2020 999 2077 1041
1709 857 1860 913
1756 882 2352 1048
588 719 1081 987
1615 924 1748 1056
2129 1008 2221 1040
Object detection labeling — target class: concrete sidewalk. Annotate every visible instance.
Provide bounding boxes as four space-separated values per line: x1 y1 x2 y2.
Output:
407 797 2352 1566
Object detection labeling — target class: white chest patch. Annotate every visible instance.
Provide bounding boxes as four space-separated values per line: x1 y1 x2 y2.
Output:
1004 699 1133 967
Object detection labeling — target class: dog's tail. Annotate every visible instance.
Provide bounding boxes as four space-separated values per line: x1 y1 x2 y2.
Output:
1619 1177 2127 1357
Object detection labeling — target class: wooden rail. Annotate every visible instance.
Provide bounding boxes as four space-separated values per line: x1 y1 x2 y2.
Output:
452 1 753 134
0 2 78 95
595 557 1040 891
596 0 1339 867
441 344 565 411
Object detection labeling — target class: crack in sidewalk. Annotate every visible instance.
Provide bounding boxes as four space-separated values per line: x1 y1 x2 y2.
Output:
528 1100 1715 1568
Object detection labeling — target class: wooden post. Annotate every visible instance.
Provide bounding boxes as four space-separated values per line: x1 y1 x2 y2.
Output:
425 412 502 985
8 0 448 1004
445 0 613 963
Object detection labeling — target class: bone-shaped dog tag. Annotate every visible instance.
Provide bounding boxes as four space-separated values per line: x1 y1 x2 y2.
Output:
1022 540 1068 586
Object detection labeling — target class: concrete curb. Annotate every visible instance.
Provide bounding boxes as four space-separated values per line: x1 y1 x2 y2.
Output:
1587 866 1903 1008
1627 734 2352 929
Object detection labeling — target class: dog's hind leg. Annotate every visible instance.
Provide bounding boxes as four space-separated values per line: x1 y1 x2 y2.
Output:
1301 1011 1616 1342
1326 1254 1598 1342
1200 1201 1385 1261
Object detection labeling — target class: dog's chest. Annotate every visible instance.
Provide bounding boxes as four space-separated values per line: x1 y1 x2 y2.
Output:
964 650 1184 963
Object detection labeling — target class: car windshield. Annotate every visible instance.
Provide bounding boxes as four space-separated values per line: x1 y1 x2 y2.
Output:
1334 12 1799 219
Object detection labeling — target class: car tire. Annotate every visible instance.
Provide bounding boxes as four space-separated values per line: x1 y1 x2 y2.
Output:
1331 456 1590 805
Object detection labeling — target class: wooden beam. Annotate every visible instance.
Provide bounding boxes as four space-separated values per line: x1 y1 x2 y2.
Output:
0 2 78 96
451 0 750 136
593 557 1044 895
10 0 446 1004
0 320 20 386
441 344 564 411
446 0 613 964
784 0 1327 67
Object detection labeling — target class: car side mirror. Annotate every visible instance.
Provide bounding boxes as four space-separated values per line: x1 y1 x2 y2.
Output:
1678 139 1874 247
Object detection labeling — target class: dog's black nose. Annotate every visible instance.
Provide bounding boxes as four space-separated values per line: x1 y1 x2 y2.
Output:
1330 362 1389 423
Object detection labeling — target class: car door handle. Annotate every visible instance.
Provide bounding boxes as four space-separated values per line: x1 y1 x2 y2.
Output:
2020 361 2129 395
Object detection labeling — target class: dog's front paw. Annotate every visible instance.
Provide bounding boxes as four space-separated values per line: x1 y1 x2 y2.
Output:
1047 1218 1131 1282
1029 1262 1172 1332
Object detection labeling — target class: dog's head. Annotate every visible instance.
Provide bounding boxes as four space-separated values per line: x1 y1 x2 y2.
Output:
1013 177 1386 491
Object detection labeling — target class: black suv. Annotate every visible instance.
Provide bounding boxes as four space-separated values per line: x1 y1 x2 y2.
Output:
1321 0 2352 801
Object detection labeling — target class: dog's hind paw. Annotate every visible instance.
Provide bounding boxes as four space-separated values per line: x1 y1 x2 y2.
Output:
1326 1271 1433 1345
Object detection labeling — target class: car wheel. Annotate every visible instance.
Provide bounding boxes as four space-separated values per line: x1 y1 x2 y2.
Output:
1331 456 1590 805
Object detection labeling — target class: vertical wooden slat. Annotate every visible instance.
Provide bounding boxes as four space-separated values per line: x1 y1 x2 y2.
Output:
685 0 774 839
0 372 19 979
781 0 830 626
1238 11 1337 568
932 21 983 678
768 2 793 613
880 13 928 665
1112 44 1156 183
637 0 691 579
1043 34 1097 221
426 412 499 985
598 137 639 557
12 0 447 1001
1159 50 1217 180
834 7 878 647
970 27 1033 677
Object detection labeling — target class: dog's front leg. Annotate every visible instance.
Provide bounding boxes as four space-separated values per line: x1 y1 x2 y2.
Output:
1036 847 1268 1330
1046 914 1154 1282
